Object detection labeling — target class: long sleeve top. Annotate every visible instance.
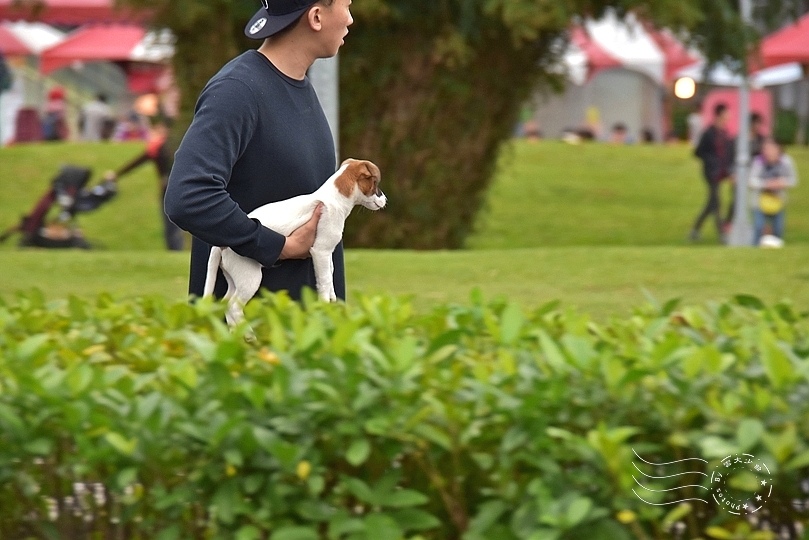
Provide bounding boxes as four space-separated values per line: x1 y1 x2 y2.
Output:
694 125 735 182
165 51 343 299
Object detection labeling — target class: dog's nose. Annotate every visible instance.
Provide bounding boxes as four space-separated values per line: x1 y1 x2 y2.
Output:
376 188 384 197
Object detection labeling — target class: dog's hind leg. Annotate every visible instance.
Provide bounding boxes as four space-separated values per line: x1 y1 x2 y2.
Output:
311 248 336 302
226 279 261 343
203 246 223 298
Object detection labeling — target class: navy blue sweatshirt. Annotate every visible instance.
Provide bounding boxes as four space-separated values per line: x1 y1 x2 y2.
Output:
165 50 345 300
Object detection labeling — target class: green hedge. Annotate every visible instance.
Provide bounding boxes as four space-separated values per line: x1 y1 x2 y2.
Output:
1 290 808 539
773 109 809 147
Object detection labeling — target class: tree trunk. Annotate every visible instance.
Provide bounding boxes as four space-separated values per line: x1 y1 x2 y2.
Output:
169 7 239 134
340 26 555 249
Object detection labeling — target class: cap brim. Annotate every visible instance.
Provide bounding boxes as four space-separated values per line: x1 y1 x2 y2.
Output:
244 7 308 39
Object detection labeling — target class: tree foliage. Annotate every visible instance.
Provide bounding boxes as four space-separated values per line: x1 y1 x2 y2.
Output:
117 0 805 248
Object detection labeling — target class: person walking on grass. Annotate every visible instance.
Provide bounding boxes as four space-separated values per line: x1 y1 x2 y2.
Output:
164 0 353 299
107 116 185 251
749 138 798 246
689 102 735 243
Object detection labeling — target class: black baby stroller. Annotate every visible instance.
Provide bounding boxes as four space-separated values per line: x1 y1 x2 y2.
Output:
0 165 118 249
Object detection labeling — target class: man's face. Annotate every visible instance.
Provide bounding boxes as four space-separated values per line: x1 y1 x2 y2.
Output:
317 0 353 57
716 110 729 128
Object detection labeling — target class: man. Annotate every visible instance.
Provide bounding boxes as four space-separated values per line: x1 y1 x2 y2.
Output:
689 103 734 242
108 117 184 251
165 0 353 299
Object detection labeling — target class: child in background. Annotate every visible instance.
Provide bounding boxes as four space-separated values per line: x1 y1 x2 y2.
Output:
749 138 799 246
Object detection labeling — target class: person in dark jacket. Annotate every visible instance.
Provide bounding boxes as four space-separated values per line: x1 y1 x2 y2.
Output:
689 103 735 242
749 112 766 160
164 0 353 300
107 116 184 250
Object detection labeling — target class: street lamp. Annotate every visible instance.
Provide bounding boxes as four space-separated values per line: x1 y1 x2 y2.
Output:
674 77 697 100
309 56 340 164
727 0 754 246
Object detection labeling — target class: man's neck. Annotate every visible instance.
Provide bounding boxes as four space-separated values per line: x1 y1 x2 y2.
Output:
257 38 315 81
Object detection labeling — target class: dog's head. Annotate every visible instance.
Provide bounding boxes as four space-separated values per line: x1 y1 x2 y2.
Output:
335 158 386 211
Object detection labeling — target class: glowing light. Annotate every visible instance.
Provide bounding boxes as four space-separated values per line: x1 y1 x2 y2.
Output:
133 93 160 116
674 77 697 100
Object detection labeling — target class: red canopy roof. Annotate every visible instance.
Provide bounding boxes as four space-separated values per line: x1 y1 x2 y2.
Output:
758 13 809 68
40 23 147 73
569 25 622 75
0 0 146 25
0 23 30 55
645 27 700 83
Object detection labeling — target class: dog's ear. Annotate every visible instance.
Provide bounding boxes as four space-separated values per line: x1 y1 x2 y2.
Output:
335 160 360 197
358 161 381 196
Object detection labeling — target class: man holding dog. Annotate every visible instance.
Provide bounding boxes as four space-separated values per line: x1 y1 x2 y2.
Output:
165 0 353 300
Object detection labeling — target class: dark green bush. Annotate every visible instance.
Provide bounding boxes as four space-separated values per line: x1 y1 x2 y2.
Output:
773 109 809 147
1 290 808 539
773 109 799 146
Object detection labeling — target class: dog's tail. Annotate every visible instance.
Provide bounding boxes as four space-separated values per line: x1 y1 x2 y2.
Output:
203 246 222 298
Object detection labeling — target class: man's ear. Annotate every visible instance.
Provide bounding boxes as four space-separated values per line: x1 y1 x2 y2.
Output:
306 5 323 31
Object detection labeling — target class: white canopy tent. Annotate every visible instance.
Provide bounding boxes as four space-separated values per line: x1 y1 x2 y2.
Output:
534 10 699 141
675 61 804 88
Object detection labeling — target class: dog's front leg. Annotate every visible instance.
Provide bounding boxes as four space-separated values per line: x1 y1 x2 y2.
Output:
310 248 336 302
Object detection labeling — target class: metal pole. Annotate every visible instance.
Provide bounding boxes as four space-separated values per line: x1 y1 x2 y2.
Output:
309 55 340 164
728 0 754 246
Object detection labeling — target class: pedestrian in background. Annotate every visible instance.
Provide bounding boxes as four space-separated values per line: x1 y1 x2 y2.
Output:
42 86 68 141
749 138 798 245
80 93 114 141
689 102 735 242
107 116 184 251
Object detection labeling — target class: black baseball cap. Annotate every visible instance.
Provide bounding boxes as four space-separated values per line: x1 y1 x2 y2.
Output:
245 0 319 39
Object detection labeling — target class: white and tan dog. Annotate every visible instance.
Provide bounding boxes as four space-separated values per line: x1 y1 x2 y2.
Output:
204 158 385 328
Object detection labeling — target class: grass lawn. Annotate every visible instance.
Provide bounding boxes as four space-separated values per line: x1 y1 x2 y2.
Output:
1 140 807 316
0 142 169 251
467 140 809 248
2 247 807 318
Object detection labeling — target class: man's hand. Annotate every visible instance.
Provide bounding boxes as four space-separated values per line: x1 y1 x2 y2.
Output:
279 203 323 260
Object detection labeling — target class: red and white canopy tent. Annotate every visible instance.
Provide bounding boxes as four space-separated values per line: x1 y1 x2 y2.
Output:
673 13 809 88
757 12 809 68
0 0 171 94
39 24 173 92
2 20 65 55
0 22 30 55
757 12 809 144
535 10 701 140
0 0 145 25
564 10 700 86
